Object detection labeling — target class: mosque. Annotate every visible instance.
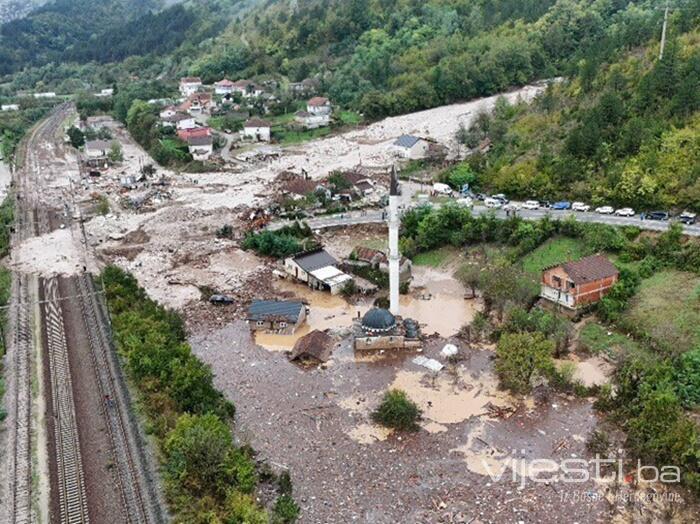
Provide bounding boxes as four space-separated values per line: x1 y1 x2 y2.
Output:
354 167 421 351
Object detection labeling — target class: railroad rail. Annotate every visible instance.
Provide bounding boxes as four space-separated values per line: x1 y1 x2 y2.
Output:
74 274 156 523
42 276 90 523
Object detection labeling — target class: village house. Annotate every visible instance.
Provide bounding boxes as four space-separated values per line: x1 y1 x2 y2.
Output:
289 77 320 96
1 104 19 111
84 140 111 168
162 112 196 130
159 106 177 120
307 96 332 115
231 80 264 98
246 300 307 334
186 135 214 161
392 134 430 159
181 92 215 116
284 248 353 295
281 177 328 201
242 118 271 142
33 92 56 99
214 79 236 95
540 255 619 310
179 76 202 96
95 88 114 98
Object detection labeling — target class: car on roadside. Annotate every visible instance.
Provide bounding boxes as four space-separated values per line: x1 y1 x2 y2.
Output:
209 294 235 305
456 197 473 208
474 193 487 201
484 197 502 209
678 211 697 225
572 202 590 212
614 207 635 217
522 200 540 210
551 201 571 210
645 211 670 221
595 206 614 214
539 200 552 209
492 193 509 205
503 202 520 212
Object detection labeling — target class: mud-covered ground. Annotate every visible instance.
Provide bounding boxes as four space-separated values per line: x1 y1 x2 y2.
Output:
191 322 619 523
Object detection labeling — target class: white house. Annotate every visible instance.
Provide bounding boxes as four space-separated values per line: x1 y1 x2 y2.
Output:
34 92 56 99
187 135 214 161
214 79 235 95
95 88 114 98
307 96 332 115
231 80 264 98
392 135 430 160
179 77 202 96
284 248 352 295
1 104 19 111
162 112 196 130
159 106 178 120
242 118 271 142
294 110 329 129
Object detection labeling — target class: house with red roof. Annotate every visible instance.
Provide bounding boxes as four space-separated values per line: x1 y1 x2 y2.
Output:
541 255 619 310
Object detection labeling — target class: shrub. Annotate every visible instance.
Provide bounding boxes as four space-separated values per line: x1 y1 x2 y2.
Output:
273 495 300 523
372 389 422 432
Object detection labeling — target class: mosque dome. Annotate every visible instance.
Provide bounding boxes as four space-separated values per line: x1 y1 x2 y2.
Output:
361 308 396 334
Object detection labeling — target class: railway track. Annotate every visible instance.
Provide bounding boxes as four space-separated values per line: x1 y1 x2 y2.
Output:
42 276 90 524
73 274 155 523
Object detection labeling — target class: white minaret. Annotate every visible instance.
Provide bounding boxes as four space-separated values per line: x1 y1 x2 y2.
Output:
388 166 400 315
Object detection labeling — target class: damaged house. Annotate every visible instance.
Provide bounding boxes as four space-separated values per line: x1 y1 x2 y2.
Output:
346 247 412 283
289 330 334 364
284 248 352 295
247 300 307 334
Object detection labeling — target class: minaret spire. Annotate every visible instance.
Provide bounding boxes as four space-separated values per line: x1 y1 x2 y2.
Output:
388 165 400 315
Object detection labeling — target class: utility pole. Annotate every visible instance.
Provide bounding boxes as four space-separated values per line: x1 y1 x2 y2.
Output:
659 3 670 60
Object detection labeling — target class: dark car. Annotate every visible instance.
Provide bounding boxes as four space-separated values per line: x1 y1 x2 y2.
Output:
492 193 509 205
209 294 235 305
539 200 552 209
551 201 571 210
474 193 487 201
678 211 697 225
644 211 670 221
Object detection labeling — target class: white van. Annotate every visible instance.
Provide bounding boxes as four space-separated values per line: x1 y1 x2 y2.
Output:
432 183 453 196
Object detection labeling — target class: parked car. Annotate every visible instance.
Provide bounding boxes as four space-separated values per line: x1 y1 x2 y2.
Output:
432 182 453 196
522 200 540 210
503 202 520 211
551 201 571 210
595 206 614 214
539 200 552 209
484 197 502 209
645 211 670 221
492 194 509 205
572 202 590 212
615 207 635 217
209 294 235 305
474 193 487 201
456 197 473 208
679 211 697 225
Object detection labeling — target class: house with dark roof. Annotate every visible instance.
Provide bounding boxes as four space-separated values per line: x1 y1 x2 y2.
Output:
284 248 352 294
242 118 271 142
392 134 429 159
179 76 202 96
185 134 214 161
541 255 619 310
246 300 307 334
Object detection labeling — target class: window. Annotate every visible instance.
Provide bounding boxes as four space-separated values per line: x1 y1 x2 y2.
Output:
553 276 562 288
279 322 288 329
568 281 575 289
256 320 265 327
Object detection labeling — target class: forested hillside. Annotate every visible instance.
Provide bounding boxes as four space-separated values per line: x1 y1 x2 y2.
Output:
189 0 697 118
456 25 700 211
0 0 47 24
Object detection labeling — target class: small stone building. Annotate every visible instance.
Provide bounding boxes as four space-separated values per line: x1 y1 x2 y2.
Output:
541 255 619 310
289 330 334 364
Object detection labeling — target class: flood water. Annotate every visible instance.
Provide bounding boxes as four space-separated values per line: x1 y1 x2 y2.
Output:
254 265 479 351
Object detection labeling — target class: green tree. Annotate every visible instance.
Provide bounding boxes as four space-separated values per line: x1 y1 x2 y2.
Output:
108 141 123 162
495 332 555 394
67 126 85 149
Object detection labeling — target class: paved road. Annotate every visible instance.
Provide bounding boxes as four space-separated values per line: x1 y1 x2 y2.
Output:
270 205 700 237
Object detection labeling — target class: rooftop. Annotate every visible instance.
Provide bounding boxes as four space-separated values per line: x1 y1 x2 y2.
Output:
181 76 201 83
393 134 423 149
247 300 304 322
289 330 334 363
187 135 213 147
292 248 337 273
245 118 271 128
308 96 330 106
85 139 111 151
361 308 396 333
549 255 619 284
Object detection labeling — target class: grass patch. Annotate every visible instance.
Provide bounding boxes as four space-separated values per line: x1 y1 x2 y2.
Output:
338 110 362 126
521 237 589 275
578 322 640 357
621 270 700 354
273 126 331 145
412 246 458 267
